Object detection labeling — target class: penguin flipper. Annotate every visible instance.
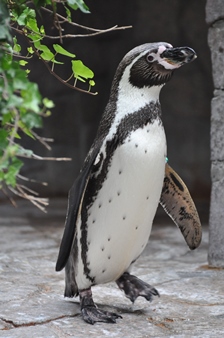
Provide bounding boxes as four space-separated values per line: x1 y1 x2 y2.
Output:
55 146 100 272
159 163 202 250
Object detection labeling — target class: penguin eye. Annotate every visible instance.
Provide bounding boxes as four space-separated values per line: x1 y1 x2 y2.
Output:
146 54 154 63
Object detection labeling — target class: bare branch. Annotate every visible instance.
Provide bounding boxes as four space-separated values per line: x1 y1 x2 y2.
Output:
8 184 49 213
31 130 52 150
17 152 72 161
17 174 48 186
41 7 132 34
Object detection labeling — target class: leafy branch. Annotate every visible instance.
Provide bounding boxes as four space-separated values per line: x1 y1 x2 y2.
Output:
0 0 131 211
9 1 131 95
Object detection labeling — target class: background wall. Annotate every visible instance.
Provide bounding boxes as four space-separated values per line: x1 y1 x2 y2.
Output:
19 0 212 219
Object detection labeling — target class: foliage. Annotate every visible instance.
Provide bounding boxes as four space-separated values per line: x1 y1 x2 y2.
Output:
0 0 130 210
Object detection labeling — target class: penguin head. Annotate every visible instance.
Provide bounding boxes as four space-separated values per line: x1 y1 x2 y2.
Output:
115 42 197 89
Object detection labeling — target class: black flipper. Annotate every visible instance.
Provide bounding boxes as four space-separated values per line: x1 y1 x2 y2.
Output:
160 163 202 250
56 145 101 272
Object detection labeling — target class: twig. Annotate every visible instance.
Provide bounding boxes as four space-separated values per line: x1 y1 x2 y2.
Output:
41 7 132 34
17 174 48 186
31 130 52 150
1 187 18 208
18 153 72 161
8 184 49 212
16 183 39 196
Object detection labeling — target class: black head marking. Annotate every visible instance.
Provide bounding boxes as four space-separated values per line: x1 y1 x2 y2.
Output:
129 55 173 88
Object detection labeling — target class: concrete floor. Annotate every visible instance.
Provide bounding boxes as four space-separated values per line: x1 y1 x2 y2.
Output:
0 199 223 338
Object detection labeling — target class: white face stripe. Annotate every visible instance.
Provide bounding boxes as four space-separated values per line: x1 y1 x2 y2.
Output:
94 44 172 163
151 43 182 70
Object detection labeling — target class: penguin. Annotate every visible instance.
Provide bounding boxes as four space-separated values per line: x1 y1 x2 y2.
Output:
56 42 201 325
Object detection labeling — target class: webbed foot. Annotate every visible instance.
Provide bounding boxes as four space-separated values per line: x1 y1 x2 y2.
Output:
80 288 122 325
82 306 122 325
116 272 160 303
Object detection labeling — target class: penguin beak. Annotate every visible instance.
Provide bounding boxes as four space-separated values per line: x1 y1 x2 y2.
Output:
160 47 197 66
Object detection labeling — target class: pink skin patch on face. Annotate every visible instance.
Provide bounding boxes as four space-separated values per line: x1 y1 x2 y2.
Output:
156 44 182 70
158 44 173 54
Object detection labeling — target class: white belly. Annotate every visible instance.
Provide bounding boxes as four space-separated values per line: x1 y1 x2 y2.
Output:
76 120 166 288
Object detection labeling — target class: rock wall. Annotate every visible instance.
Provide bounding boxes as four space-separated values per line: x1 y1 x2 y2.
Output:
206 0 224 267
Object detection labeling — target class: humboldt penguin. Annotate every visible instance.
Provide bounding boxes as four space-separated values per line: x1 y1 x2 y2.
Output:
56 42 201 324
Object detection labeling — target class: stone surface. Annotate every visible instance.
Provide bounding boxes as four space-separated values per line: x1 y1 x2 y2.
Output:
206 0 224 267
206 0 224 25
208 161 224 266
208 22 224 89
210 91 224 161
0 199 224 337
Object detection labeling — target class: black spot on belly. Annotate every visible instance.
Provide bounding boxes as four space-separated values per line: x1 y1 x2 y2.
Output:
135 144 138 148
108 237 111 241
108 255 111 260
123 215 126 220
136 226 138 230
117 191 121 196
101 247 105 252
102 269 106 273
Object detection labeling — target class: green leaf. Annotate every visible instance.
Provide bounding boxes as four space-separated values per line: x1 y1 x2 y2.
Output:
20 82 42 114
17 8 36 26
35 43 54 61
53 44 76 58
0 1 12 42
71 60 94 82
18 121 35 138
28 33 41 43
65 6 72 22
43 98 54 108
27 46 34 54
0 129 8 149
21 110 42 129
67 0 90 13
26 17 39 34
1 113 12 126
89 79 95 87
4 157 23 187
40 25 45 35
19 60 28 66
13 37 21 53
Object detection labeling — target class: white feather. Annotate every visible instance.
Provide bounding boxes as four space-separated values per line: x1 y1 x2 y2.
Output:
76 119 166 289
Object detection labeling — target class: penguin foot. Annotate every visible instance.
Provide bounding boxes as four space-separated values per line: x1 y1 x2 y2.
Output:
116 272 160 303
79 288 122 325
82 306 122 325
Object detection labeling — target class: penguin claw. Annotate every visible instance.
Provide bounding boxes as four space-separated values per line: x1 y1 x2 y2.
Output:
82 306 122 325
116 272 160 303
79 288 122 324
